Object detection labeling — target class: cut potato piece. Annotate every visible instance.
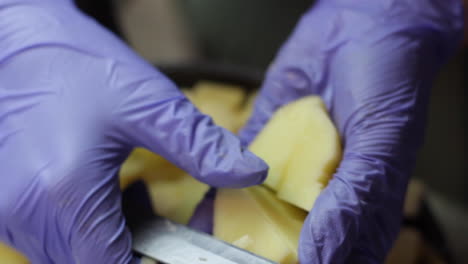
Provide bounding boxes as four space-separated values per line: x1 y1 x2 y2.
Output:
146 172 209 224
214 96 341 263
119 148 209 224
214 186 307 264
183 81 246 133
191 81 245 110
0 243 29 264
249 96 342 210
119 147 188 189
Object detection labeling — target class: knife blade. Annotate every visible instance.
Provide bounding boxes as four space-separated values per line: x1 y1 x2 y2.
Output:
132 215 277 264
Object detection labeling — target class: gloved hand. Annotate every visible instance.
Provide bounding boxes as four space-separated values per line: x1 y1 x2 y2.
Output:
0 0 267 263
239 0 463 263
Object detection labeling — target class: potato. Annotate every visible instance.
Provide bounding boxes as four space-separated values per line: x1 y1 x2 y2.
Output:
120 148 209 224
214 96 342 263
249 96 342 210
0 243 29 264
214 186 307 264
183 81 247 133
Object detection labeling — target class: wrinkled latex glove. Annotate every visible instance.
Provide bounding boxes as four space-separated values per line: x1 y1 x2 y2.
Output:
239 0 463 263
0 0 267 263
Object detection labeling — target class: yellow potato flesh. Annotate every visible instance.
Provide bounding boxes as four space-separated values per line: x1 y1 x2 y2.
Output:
119 148 209 224
0 243 29 264
249 96 342 210
214 186 307 264
214 96 342 263
184 81 246 133
146 171 209 224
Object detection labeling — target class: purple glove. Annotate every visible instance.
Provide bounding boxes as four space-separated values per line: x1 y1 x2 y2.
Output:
240 0 463 263
0 1 267 263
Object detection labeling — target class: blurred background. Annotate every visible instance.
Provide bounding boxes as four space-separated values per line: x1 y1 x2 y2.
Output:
75 0 467 263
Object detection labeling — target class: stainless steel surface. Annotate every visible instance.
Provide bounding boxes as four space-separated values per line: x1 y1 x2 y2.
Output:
132 216 277 264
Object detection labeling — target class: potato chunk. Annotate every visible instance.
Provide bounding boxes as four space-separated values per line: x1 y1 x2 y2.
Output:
249 96 342 210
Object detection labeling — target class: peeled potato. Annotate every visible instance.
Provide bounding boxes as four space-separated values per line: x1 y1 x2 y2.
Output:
215 96 342 263
191 81 245 111
183 81 246 133
146 171 209 224
249 96 342 210
120 148 209 224
214 186 307 264
0 243 29 264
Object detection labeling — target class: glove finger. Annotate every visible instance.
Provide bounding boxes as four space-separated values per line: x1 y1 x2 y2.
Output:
112 67 267 188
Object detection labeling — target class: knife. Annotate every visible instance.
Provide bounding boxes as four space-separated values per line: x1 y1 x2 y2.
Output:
132 215 277 264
